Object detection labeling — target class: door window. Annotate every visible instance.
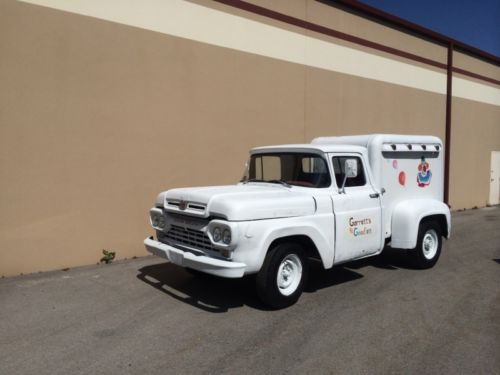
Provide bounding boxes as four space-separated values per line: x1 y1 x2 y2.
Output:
332 156 366 187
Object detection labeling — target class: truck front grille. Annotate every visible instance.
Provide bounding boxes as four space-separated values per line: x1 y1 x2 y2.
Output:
164 225 214 252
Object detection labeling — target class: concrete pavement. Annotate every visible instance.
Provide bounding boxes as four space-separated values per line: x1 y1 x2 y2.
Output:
1 207 499 374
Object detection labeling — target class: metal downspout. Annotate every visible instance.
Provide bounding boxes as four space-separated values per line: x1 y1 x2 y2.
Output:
444 42 453 205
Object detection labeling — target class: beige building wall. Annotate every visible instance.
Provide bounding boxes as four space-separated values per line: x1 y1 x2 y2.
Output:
449 98 500 209
449 55 500 209
1 0 499 276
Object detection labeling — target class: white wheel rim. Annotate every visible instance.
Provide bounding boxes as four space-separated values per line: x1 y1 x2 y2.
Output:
422 229 438 260
276 254 302 296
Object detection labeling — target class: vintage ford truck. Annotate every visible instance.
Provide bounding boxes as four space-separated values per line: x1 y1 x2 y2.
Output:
144 134 451 308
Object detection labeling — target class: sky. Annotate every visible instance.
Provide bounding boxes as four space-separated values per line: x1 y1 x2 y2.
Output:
360 0 500 57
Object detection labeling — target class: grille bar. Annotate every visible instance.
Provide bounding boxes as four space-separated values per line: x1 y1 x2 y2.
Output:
164 225 214 252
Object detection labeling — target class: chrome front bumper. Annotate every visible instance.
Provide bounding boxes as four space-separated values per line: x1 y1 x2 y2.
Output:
143 237 246 278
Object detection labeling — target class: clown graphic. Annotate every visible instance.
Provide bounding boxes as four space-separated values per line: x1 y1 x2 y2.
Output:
417 156 431 187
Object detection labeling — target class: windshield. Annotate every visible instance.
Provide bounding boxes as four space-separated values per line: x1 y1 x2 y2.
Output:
242 153 331 188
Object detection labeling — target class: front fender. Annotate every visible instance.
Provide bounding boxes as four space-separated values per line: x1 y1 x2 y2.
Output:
391 199 451 249
237 214 335 273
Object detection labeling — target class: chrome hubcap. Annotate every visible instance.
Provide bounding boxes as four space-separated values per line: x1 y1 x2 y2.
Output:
422 229 438 260
277 254 302 296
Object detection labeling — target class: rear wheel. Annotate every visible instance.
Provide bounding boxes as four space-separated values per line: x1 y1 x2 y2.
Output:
256 243 309 309
411 221 442 269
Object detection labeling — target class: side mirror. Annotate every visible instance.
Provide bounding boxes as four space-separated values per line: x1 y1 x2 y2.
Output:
345 159 358 178
340 159 358 193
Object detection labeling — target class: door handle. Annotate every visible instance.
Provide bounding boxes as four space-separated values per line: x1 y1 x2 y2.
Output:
369 193 380 198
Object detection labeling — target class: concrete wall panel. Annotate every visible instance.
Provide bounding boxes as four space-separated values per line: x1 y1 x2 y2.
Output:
0 0 498 275
449 98 500 209
0 0 306 275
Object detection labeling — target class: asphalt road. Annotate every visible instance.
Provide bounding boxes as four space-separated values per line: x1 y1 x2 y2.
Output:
1 207 499 375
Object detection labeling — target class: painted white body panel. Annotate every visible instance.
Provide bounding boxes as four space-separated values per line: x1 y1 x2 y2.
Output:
145 134 451 278
235 213 335 273
164 185 316 221
313 134 444 238
391 199 451 249
327 151 384 262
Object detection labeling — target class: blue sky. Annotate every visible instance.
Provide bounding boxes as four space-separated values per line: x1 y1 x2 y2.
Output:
360 0 500 57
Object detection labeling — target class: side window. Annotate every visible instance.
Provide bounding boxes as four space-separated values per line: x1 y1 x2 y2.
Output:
332 156 366 187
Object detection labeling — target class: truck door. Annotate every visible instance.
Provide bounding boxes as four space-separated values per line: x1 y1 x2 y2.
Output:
330 154 383 263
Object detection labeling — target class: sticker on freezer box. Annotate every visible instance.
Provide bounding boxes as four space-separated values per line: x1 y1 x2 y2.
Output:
399 171 406 186
417 157 432 187
348 217 373 237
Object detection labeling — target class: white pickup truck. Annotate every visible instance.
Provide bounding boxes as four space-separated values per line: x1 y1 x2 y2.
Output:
144 134 450 308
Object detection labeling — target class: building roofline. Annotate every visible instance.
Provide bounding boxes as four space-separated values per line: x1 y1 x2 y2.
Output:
333 0 500 66
215 0 500 86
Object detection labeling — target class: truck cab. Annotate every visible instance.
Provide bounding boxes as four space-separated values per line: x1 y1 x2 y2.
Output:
144 134 451 308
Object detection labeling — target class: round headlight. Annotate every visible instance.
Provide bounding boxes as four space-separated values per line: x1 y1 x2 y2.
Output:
222 229 231 244
158 215 165 229
213 227 222 242
151 215 159 227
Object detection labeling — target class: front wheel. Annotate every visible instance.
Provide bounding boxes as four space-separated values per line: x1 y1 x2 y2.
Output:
256 243 309 309
411 221 442 269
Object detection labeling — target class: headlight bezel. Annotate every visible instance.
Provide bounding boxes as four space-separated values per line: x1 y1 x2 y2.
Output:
149 208 166 230
207 220 238 249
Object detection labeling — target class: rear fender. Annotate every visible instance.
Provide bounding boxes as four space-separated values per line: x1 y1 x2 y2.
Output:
391 199 450 249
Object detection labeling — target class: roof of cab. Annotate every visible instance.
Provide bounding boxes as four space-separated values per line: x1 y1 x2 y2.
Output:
250 143 368 154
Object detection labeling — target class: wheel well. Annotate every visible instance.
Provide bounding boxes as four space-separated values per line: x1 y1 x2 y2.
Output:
420 214 448 237
269 235 321 260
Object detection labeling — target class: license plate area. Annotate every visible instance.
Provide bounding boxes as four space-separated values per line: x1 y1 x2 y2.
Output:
169 251 184 265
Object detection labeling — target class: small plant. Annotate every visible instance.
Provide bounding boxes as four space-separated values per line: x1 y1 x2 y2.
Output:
100 249 116 264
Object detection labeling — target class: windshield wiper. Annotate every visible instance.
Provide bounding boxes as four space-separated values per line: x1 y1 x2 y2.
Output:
268 179 292 188
242 178 264 184
242 178 291 187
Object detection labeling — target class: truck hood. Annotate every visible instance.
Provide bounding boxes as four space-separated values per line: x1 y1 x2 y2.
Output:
160 184 316 221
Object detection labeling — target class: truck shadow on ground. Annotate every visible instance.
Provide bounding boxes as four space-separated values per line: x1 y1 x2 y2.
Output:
136 247 416 313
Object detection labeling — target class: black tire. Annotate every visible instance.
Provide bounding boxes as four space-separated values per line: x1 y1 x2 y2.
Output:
256 243 309 309
411 220 442 269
